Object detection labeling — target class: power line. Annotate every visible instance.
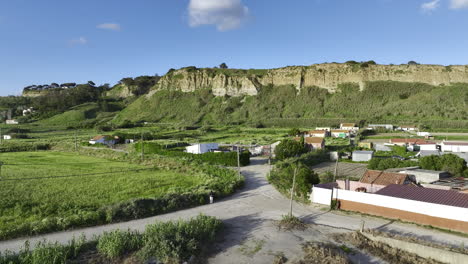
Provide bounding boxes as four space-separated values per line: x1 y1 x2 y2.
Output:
0 168 156 182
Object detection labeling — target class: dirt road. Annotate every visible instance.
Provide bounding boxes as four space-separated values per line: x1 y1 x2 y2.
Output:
0 158 466 263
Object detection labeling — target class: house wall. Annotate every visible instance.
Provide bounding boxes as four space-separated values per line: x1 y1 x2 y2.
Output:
334 188 468 232
336 180 385 193
186 143 219 154
419 144 437 151
441 144 468 153
310 187 333 205
352 153 373 162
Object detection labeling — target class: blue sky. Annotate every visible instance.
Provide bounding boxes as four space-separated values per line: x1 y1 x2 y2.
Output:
1 0 468 95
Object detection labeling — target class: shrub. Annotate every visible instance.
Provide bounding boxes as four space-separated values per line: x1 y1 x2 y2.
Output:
367 158 418 170
274 139 307 160
97 229 142 259
268 161 319 203
420 154 467 177
138 215 222 263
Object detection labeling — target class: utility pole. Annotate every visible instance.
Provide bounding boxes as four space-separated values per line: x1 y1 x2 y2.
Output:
141 132 144 161
333 156 339 182
289 165 298 217
0 161 3 180
237 144 241 179
0 127 2 145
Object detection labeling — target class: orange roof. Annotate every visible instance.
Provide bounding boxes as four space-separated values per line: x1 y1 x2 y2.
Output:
359 170 409 186
341 123 355 127
304 137 324 144
390 138 434 145
308 130 326 134
331 130 349 133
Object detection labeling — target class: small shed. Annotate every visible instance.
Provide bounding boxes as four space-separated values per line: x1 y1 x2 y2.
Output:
352 151 374 162
399 169 451 184
185 143 219 154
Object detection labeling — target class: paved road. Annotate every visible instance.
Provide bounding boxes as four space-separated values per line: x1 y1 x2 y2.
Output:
0 158 467 263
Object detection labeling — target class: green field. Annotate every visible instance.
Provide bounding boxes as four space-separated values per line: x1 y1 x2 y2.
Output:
0 152 208 239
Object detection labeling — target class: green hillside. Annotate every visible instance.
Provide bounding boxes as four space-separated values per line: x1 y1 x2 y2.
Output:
113 81 468 129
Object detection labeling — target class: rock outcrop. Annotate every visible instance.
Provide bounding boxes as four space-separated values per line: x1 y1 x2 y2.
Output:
151 63 468 97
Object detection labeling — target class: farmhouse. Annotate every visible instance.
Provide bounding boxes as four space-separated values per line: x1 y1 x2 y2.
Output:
185 143 219 154
305 130 328 138
398 169 451 184
352 151 373 162
330 130 349 138
304 137 325 150
441 141 468 153
340 123 359 131
89 135 117 146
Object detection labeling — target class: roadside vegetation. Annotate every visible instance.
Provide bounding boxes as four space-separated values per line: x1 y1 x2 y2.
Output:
0 215 221 264
0 151 242 240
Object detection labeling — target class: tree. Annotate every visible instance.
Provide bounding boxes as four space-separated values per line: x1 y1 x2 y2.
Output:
319 171 335 183
274 139 307 160
408 61 419 65
288 128 301 136
219 63 228 69
420 154 467 176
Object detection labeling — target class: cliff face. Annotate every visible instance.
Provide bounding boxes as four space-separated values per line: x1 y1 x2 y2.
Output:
151 64 468 97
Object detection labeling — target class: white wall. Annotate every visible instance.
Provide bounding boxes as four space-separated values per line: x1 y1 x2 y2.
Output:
334 188 468 222
441 143 468 153
310 187 333 205
186 143 219 154
419 144 437 151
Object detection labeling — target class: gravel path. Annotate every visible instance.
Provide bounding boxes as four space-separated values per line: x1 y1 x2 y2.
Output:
0 157 466 263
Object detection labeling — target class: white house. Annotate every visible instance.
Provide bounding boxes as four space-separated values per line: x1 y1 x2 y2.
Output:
441 141 468 153
5 119 18 125
89 135 116 146
3 135 11 140
185 143 219 154
305 130 328 138
417 132 431 137
331 130 350 138
352 151 374 162
418 142 438 151
340 123 359 131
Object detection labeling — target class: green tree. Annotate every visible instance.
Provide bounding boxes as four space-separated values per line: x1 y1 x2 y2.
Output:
288 128 301 136
219 63 228 69
420 154 467 176
274 139 307 160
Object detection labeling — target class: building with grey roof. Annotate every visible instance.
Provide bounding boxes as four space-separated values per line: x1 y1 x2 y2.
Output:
399 168 451 184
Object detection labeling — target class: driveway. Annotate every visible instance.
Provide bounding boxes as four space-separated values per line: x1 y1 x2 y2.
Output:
0 157 466 263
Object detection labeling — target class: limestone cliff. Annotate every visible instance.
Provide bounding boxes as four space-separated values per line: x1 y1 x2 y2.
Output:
150 63 468 97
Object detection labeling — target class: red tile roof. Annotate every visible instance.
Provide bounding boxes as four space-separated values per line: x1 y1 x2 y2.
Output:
359 170 409 186
304 137 324 144
376 184 468 208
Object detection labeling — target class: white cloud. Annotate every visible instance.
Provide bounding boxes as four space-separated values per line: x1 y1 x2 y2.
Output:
421 0 440 12
188 0 249 31
70 37 87 45
450 0 468 9
97 23 121 31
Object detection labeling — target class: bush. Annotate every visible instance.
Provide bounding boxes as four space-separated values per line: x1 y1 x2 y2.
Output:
0 142 51 152
97 229 142 259
367 158 418 170
138 215 222 263
274 139 307 160
420 154 467 177
268 161 319 203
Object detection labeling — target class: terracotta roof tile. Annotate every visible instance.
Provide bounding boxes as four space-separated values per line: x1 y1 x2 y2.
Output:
359 170 409 186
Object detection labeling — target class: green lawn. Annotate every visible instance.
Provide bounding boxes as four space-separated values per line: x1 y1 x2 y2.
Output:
0 152 203 239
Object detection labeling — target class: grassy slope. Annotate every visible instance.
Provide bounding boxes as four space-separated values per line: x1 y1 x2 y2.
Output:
114 81 468 128
0 152 202 235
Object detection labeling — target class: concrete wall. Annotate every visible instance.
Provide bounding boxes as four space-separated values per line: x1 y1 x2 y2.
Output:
361 232 468 264
335 188 468 232
310 186 333 205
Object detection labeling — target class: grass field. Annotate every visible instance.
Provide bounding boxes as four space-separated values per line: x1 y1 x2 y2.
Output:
0 152 206 239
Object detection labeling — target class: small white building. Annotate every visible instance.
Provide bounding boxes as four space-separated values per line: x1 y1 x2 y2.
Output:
185 143 219 154
368 124 393 130
340 123 359 131
398 125 418 131
89 135 116 146
352 151 374 162
3 135 11 140
331 130 350 138
417 132 431 137
418 142 438 151
5 119 18 125
441 141 468 153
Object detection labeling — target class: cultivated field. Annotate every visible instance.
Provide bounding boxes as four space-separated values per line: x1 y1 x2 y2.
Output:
0 152 206 239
